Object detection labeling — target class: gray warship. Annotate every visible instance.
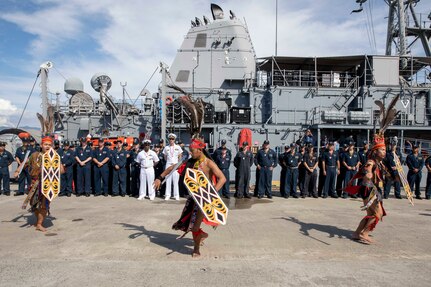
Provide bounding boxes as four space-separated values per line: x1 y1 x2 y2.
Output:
10 1 431 181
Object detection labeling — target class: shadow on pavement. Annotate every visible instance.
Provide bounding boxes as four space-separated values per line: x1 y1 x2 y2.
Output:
116 223 193 255
277 216 354 245
2 213 55 229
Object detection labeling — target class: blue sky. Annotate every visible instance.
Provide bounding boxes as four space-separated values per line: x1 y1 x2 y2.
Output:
0 0 429 127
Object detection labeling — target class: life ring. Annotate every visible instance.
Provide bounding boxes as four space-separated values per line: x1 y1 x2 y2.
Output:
166 96 173 105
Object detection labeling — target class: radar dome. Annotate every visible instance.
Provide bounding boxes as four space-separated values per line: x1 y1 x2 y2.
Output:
64 77 84 95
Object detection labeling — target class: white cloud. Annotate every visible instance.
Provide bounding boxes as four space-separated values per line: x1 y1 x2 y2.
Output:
0 98 19 126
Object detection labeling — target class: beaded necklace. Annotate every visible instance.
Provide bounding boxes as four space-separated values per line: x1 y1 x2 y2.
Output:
193 155 207 170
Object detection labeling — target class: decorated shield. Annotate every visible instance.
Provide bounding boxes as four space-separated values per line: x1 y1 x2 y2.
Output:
184 168 228 225
41 148 61 201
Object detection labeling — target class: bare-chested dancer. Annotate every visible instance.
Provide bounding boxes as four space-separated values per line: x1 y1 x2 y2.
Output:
348 141 387 244
154 138 226 257
346 95 400 244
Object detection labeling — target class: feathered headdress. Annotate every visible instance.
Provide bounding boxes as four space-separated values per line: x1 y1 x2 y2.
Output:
36 104 55 136
372 94 400 150
167 84 205 140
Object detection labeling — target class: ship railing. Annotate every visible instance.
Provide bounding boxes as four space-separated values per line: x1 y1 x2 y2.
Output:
308 105 431 128
406 12 431 30
271 69 357 89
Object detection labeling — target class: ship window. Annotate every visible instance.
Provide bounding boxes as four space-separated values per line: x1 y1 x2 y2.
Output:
176 70 190 82
194 33 207 47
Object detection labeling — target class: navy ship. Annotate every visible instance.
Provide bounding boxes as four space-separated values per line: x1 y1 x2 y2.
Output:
3 1 431 181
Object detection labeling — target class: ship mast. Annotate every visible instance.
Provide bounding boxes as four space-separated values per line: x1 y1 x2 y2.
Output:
39 61 53 120
385 0 431 61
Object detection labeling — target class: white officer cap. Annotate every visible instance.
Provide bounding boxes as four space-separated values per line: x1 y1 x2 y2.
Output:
143 139 151 144
168 133 177 139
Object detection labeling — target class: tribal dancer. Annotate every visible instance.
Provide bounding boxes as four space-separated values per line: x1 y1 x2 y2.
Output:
154 138 226 257
345 95 400 244
14 136 64 232
154 84 226 257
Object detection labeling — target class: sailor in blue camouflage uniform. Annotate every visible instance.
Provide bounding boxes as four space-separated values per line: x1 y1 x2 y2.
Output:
0 142 14 196
111 139 128 197
278 145 289 198
14 137 34 196
92 138 110 196
153 143 166 197
234 141 253 198
59 141 75 197
75 138 93 196
341 143 360 198
254 140 277 199
214 145 232 198
212 139 232 160
285 143 300 199
322 142 340 198
336 143 348 197
383 141 402 199
406 145 424 200
128 138 141 197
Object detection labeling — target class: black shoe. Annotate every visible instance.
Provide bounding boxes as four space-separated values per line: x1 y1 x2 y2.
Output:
14 192 24 196
322 195 328 199
103 193 108 197
267 195 272 199
416 196 422 200
257 195 263 199
312 195 318 198
426 196 430 200
85 193 90 197
244 194 251 199
383 195 388 199
331 195 338 199
67 193 71 197
223 194 230 199
283 195 289 199
292 194 299 198
300 195 306 198
395 195 402 199
76 194 81 197
342 194 348 199
121 194 126 197
350 195 357 199
4 192 10 196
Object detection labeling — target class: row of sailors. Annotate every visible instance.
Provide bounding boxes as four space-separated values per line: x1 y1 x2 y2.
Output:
256 140 430 200
10 134 185 200
3 137 431 201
